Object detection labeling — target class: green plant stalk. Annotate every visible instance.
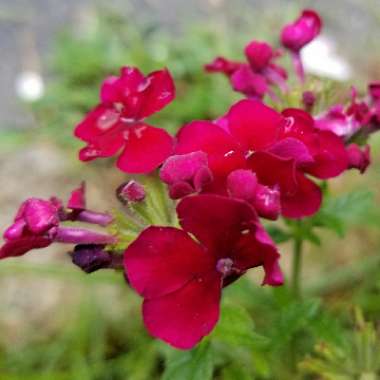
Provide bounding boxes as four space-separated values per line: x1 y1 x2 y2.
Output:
291 228 304 299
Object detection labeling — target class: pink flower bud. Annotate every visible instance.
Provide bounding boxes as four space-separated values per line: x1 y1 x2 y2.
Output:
117 180 146 203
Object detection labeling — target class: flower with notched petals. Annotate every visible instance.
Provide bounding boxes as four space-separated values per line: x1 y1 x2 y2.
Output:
124 194 283 349
74 67 175 173
175 99 347 218
205 41 287 99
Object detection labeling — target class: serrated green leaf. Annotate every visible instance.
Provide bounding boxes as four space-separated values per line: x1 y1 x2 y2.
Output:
161 342 214 380
212 302 269 349
309 190 374 236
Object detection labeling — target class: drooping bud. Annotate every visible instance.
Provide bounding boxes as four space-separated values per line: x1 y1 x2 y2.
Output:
369 81 380 102
302 90 316 112
71 244 112 273
280 9 322 52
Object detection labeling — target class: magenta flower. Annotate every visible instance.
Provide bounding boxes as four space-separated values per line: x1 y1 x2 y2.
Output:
315 105 356 137
205 41 287 100
204 56 242 76
244 41 288 92
315 88 372 139
0 186 116 259
74 67 175 173
1 198 59 259
124 194 283 349
175 100 348 218
160 151 213 199
280 9 322 82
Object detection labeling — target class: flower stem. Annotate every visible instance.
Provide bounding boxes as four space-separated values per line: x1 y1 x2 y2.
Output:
291 222 303 299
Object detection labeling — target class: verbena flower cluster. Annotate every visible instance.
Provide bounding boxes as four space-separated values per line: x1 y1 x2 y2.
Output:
1 9 379 350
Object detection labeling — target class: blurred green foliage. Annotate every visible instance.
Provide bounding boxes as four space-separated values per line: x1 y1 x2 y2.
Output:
31 7 245 150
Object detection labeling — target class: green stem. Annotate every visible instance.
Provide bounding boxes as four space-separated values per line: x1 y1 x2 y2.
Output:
291 223 303 299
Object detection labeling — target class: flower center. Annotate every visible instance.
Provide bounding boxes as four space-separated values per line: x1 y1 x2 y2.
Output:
216 258 234 277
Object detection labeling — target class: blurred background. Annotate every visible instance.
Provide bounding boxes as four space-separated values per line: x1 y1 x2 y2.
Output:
0 0 380 379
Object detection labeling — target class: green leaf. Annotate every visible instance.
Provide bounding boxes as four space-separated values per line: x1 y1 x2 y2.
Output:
310 190 374 236
161 341 214 380
212 302 269 349
221 363 252 380
266 225 291 244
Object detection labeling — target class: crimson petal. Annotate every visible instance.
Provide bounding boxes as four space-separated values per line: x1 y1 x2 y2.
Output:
281 173 322 218
143 272 222 350
248 151 298 195
0 236 51 259
177 194 257 256
117 124 174 173
226 99 284 151
175 120 246 179
136 68 176 119
306 131 348 179
124 226 213 299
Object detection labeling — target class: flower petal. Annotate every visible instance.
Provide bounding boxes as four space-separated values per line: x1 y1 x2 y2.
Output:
306 131 348 179
232 222 283 286
281 173 322 218
117 124 174 173
143 272 222 350
226 99 283 151
230 66 268 99
244 41 274 71
204 56 242 76
177 194 257 256
136 68 176 119
267 137 314 166
227 169 257 201
67 182 86 210
24 199 59 234
160 151 209 185
248 151 298 195
175 120 246 179
124 226 213 299
0 236 51 259
281 9 322 52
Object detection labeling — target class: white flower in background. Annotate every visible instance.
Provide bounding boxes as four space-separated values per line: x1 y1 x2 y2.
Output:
301 35 352 81
15 71 44 102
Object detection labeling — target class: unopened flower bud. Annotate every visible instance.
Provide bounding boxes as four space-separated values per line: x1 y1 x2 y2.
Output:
71 244 112 273
117 180 146 204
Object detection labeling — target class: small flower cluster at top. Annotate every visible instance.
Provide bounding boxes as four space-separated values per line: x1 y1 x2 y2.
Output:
1 9 379 350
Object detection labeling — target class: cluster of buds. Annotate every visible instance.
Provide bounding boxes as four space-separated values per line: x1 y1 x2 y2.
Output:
1 9 379 350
